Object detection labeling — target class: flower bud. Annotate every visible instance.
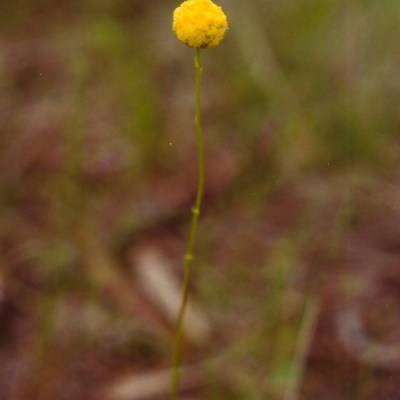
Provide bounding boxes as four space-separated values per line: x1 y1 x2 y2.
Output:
172 0 228 49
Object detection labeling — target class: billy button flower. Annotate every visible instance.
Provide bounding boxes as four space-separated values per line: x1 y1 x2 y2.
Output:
172 0 228 49
170 1 227 399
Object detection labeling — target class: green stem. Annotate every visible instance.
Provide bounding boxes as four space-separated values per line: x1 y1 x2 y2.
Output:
169 48 204 400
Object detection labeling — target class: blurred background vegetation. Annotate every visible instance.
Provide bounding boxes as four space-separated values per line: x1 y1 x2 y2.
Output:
1 0 400 399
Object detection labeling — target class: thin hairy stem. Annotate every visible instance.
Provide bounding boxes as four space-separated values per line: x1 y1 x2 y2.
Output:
169 48 204 400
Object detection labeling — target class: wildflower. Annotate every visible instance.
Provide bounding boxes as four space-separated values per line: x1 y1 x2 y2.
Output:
172 0 228 49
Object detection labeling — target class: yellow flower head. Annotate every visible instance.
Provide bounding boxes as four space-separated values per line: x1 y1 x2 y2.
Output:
172 0 228 49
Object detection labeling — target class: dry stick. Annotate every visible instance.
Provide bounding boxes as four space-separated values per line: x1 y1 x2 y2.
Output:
169 48 204 400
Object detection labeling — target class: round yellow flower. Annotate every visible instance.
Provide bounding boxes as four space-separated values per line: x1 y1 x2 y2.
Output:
172 0 228 49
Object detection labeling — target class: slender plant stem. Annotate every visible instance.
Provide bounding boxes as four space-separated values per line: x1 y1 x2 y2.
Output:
169 47 204 400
